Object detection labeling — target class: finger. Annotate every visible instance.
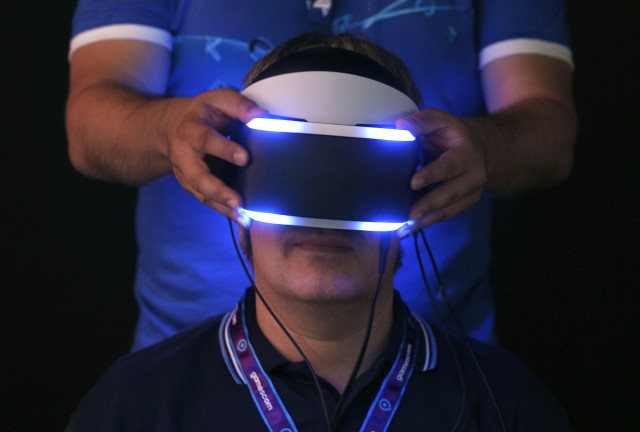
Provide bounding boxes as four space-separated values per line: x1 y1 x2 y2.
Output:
174 154 244 211
411 149 476 190
413 172 484 216
186 180 248 226
409 185 483 231
408 170 484 221
193 189 246 224
412 193 481 230
396 108 453 136
199 128 251 167
175 118 250 168
203 88 268 125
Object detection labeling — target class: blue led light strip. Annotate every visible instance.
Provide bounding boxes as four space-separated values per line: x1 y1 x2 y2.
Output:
240 208 407 232
246 118 415 142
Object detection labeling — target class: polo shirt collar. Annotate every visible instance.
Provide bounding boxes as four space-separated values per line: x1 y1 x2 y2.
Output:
219 288 437 386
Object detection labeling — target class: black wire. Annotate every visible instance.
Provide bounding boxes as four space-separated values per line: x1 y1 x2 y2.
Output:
416 230 509 432
418 229 445 300
413 232 466 432
330 272 383 429
330 231 390 429
227 219 333 431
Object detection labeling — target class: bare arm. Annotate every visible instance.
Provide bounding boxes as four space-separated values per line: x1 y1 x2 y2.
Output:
66 40 266 220
476 54 576 193
397 54 577 231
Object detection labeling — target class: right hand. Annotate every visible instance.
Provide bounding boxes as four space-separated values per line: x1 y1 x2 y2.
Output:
167 88 268 224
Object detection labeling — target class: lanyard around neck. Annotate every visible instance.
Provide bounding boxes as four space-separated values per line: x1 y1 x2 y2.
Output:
226 296 419 432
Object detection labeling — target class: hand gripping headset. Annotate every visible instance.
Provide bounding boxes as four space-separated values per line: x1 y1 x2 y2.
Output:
231 47 421 232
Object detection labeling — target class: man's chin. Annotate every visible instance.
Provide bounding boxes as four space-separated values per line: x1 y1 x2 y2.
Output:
283 274 376 304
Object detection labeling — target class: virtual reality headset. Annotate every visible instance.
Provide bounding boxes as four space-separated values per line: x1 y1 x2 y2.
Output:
230 47 421 232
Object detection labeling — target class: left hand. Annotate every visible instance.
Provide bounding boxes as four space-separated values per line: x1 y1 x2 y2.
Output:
396 108 488 235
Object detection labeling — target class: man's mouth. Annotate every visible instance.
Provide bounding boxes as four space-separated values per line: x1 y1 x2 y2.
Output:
282 227 362 254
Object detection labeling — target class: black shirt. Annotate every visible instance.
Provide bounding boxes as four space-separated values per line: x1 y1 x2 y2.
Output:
66 289 571 431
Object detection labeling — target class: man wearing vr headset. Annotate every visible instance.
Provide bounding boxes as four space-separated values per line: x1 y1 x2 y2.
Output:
66 1 576 350
65 34 571 432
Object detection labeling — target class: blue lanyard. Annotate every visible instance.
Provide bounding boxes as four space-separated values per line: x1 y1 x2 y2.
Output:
227 297 419 432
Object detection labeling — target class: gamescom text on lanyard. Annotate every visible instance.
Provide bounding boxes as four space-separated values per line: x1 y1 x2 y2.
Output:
227 298 419 432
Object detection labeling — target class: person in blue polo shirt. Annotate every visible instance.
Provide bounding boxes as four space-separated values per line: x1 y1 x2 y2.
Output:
65 35 571 432
66 0 576 350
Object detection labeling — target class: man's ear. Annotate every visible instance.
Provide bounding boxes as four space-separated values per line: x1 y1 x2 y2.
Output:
393 241 404 274
239 226 252 263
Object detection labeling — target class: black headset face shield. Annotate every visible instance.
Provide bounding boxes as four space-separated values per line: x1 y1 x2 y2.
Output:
227 48 511 432
231 47 422 232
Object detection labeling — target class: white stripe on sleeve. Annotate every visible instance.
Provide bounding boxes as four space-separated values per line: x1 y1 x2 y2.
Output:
479 38 574 69
69 24 172 60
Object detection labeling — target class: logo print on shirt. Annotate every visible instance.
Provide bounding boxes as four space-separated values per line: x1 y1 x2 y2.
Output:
313 0 332 16
333 0 468 33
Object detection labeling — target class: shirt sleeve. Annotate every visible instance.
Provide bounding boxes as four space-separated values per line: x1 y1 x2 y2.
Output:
69 0 174 58
475 0 573 68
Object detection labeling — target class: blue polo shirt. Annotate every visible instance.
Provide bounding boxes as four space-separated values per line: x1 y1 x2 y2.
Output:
65 289 571 431
69 0 573 349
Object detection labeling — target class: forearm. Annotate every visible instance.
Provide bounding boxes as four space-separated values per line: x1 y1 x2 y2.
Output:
398 93 576 231
65 39 262 223
66 82 188 185
468 96 576 195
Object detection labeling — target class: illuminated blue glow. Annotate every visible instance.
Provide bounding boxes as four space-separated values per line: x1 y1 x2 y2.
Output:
242 209 296 226
246 118 306 133
361 127 414 141
246 118 415 142
236 207 253 228
241 208 407 232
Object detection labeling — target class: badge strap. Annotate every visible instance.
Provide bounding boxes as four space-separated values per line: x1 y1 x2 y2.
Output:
228 300 298 432
359 319 418 432
227 297 418 432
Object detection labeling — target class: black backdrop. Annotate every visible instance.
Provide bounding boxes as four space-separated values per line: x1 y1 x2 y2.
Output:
4 1 638 430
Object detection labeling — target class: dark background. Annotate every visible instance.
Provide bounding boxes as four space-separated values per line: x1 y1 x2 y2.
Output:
3 1 638 430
